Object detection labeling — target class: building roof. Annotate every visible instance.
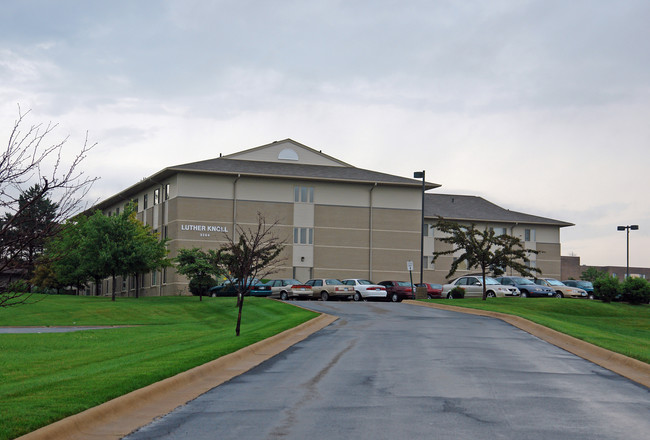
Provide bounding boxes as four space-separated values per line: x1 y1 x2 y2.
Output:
424 194 573 227
91 139 440 211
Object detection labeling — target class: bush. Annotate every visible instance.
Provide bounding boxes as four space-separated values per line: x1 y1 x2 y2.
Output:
448 286 465 299
621 277 650 305
592 275 620 303
188 276 217 297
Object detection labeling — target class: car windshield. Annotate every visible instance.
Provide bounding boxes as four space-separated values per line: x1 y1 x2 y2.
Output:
485 277 500 285
397 281 412 287
512 277 535 285
545 279 565 286
326 279 343 285
285 279 301 285
576 281 593 288
356 280 373 285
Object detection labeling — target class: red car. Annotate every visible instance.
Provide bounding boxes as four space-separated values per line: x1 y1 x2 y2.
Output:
377 281 415 302
416 283 443 299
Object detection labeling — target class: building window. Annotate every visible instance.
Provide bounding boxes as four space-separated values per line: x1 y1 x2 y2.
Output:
163 268 167 284
152 270 158 286
154 189 160 205
525 260 537 269
122 277 127 291
131 198 139 211
525 228 536 242
141 274 146 288
424 256 435 270
143 194 148 209
423 223 434 237
164 184 170 200
164 225 168 239
294 186 314 203
293 227 313 244
116 207 120 215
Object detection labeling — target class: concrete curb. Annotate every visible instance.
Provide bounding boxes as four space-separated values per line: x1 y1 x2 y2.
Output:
404 300 650 388
17 313 338 440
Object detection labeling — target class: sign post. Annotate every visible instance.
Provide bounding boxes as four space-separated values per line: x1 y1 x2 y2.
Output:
407 260 414 298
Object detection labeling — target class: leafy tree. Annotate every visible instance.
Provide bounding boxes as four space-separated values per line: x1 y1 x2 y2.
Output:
621 277 650 305
0 107 97 307
174 248 222 300
215 214 285 336
581 267 608 282
122 207 170 298
432 219 540 300
592 275 620 303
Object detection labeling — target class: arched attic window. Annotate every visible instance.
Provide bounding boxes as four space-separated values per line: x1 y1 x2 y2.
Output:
278 148 299 161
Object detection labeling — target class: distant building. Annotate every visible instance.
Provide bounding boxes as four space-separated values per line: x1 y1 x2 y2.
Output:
561 256 650 280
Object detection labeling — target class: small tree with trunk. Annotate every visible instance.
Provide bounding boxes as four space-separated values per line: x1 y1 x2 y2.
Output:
174 247 223 300
432 219 541 300
215 214 285 336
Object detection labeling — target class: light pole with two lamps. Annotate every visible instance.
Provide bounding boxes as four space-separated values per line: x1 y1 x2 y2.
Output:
617 224 639 279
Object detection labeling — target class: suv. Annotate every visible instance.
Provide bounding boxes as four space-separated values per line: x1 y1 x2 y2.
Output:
305 279 353 301
496 276 554 298
377 281 415 302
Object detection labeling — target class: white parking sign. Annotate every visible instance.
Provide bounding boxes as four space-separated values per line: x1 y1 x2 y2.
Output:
407 260 414 271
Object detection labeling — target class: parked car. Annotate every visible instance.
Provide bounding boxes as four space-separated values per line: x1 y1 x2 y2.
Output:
531 278 588 298
305 278 354 301
341 279 387 301
377 281 415 302
209 278 262 297
562 280 595 299
496 276 554 298
415 283 443 299
442 276 520 298
267 279 313 300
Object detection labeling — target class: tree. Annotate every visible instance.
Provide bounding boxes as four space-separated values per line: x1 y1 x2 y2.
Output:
0 107 97 307
432 219 540 300
580 267 608 282
174 248 222 300
214 214 285 336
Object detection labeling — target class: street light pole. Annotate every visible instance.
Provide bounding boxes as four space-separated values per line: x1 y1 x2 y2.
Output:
413 171 425 285
617 224 639 278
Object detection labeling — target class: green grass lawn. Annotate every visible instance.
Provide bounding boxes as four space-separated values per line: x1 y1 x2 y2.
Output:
0 294 318 440
424 298 650 364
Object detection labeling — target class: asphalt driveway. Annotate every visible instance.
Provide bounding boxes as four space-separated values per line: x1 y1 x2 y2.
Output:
124 301 650 440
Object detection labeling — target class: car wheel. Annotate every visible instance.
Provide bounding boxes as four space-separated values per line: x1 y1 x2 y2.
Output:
280 291 288 301
353 292 362 302
447 293 454 299
427 294 432 299
486 291 496 298
554 292 563 299
321 291 329 301
390 293 400 302
588 294 595 300
521 291 528 298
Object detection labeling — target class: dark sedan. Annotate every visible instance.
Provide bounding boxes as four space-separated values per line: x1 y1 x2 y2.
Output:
377 280 415 302
209 278 270 297
495 276 554 298
415 283 443 299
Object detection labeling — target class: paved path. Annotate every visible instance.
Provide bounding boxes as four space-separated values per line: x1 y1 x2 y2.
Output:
124 301 650 440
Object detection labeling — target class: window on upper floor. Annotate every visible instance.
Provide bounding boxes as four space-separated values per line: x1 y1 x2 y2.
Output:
153 189 160 205
293 227 313 245
294 186 314 203
525 228 536 242
143 194 148 209
423 223 435 237
164 184 170 201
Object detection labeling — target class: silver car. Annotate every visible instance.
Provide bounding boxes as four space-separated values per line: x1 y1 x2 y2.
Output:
442 275 520 298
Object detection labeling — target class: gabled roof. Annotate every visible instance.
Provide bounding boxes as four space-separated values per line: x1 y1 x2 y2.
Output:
425 194 573 227
91 140 440 210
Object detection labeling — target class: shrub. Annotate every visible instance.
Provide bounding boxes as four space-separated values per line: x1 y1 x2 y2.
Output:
592 275 620 303
621 277 650 305
188 275 217 297
448 286 465 299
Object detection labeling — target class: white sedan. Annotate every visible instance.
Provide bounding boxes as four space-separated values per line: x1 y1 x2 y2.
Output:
341 279 388 301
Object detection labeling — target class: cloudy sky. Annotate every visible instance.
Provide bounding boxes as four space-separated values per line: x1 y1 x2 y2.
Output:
1 0 649 268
